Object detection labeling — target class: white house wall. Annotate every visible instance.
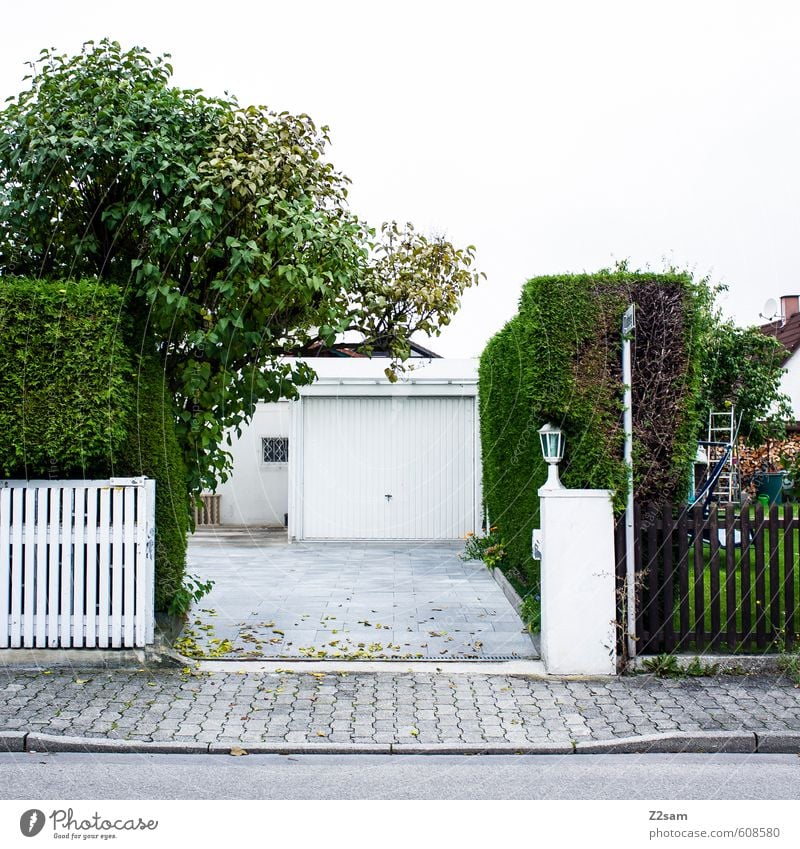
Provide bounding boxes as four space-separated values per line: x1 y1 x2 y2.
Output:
216 401 291 527
780 349 800 419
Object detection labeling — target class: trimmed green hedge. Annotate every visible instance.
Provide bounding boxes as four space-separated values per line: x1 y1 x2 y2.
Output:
0 277 188 611
0 278 133 478
479 270 710 589
114 357 189 611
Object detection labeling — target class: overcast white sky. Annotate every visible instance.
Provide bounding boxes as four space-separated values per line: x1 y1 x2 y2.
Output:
2 1 798 356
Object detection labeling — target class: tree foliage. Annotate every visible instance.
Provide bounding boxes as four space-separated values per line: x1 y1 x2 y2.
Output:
697 319 792 446
343 221 484 365
0 39 481 493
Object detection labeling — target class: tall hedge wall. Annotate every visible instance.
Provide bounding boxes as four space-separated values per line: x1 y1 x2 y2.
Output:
479 270 710 589
0 277 188 611
114 357 189 611
0 278 133 478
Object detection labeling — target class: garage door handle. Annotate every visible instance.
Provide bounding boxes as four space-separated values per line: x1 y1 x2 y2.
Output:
385 494 392 501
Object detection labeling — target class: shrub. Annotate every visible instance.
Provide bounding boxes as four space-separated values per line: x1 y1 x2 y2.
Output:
479 268 711 590
460 528 507 569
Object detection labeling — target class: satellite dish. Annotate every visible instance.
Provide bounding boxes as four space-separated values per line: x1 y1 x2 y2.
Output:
762 298 779 320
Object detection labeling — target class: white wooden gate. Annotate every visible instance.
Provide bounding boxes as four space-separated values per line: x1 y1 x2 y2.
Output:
0 478 155 649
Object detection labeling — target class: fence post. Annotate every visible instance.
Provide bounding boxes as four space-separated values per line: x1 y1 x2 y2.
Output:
539 486 617 675
144 478 156 645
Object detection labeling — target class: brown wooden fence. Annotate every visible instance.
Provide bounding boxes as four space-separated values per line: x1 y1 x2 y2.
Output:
614 501 800 654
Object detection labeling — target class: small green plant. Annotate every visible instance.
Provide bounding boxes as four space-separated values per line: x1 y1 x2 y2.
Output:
520 593 541 633
460 528 507 570
683 656 719 677
778 647 800 685
643 653 719 678
168 574 215 618
642 653 681 677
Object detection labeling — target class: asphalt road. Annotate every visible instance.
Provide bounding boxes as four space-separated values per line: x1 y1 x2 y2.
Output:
0 753 797 800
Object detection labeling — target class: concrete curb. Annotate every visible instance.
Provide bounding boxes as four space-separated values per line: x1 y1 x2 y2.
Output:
0 731 25 752
629 654 786 674
6 729 799 756
0 634 184 671
487 567 541 656
575 731 757 754
489 566 524 617
26 734 206 754
755 732 800 753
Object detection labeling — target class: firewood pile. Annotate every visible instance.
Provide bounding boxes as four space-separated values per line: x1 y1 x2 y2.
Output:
737 434 800 492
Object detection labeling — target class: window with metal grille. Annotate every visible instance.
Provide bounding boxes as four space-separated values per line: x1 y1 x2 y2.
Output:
262 437 289 464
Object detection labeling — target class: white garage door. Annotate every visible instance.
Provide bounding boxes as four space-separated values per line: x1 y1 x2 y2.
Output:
301 396 476 539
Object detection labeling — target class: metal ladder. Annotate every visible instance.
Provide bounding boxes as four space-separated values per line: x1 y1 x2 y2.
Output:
706 409 740 503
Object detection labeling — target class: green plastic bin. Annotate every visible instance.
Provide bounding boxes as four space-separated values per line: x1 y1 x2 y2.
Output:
757 472 785 506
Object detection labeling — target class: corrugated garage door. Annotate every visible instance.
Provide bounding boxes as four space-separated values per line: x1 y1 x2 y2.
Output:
301 396 475 539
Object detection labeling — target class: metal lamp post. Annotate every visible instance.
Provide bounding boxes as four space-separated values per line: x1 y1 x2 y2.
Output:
538 423 565 489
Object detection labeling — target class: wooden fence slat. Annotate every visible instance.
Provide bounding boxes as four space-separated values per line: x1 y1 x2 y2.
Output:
661 502 675 652
786 504 796 652
634 502 644 648
709 509 721 651
769 503 781 645
135 485 147 647
46 486 60 647
111 487 124 648
23 488 36 647
123 487 135 647
646 509 660 653
98 488 111 648
34 487 48 647
0 488 10 648
754 501 767 649
10 488 23 647
85 487 98 648
740 503 752 650
145 479 156 644
60 487 73 647
725 504 737 651
693 505 705 650
73 487 85 648
677 507 690 649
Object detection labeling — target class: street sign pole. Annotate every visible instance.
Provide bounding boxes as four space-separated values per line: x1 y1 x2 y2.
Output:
622 304 636 660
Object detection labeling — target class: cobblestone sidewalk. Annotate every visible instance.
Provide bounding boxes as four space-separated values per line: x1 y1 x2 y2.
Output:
1 667 799 751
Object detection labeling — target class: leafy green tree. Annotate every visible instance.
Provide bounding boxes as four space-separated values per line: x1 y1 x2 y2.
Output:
338 221 483 365
0 39 480 492
696 319 792 446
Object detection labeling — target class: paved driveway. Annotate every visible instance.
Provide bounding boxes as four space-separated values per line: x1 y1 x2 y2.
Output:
179 530 537 661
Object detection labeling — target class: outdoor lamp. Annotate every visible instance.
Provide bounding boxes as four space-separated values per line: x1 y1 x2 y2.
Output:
538 422 565 489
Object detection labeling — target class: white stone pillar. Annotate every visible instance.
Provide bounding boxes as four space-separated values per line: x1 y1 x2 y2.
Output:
539 487 617 675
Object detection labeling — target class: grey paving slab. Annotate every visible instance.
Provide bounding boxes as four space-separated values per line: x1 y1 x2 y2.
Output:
180 532 536 660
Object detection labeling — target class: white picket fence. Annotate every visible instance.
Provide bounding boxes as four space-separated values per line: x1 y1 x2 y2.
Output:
0 478 155 649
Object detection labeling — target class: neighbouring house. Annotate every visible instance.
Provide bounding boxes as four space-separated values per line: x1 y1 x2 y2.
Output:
759 294 800 419
212 346 482 541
